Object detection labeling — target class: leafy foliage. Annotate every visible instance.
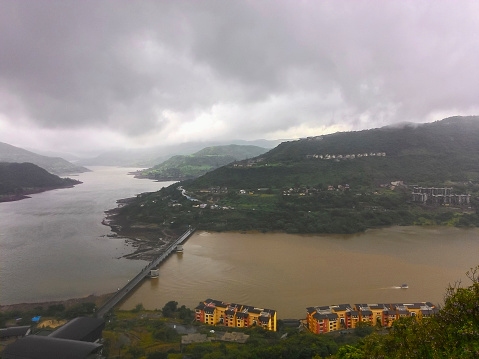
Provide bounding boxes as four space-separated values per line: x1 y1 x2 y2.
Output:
161 301 178 318
182 329 342 359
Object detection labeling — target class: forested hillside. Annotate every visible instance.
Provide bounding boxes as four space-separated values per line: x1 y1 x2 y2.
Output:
112 116 479 235
136 144 268 181
192 116 479 189
0 162 82 201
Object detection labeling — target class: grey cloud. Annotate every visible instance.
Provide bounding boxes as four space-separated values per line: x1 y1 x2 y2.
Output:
0 0 478 152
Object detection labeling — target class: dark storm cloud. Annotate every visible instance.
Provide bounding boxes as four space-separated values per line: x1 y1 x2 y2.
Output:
0 0 478 152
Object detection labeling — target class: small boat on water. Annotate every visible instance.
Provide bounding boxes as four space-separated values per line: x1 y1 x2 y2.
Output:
400 284 408 289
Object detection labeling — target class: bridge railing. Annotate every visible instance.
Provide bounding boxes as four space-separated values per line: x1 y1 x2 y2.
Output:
96 227 195 318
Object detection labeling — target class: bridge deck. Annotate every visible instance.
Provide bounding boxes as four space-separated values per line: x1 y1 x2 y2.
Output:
96 227 195 318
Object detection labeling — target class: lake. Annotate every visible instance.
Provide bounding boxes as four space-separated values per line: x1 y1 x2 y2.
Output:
120 227 479 319
0 167 172 305
1 169 478 320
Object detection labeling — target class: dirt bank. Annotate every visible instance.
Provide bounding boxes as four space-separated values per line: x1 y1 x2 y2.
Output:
0 293 114 313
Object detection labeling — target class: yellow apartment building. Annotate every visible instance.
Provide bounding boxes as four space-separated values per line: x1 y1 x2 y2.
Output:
307 304 360 334
307 302 437 334
195 299 277 332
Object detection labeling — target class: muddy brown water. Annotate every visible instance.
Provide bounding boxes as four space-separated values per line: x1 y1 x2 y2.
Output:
120 227 479 318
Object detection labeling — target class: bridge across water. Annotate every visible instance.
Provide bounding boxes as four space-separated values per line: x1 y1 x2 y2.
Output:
96 227 195 318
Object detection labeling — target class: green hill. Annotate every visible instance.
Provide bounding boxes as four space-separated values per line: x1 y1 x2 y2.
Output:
136 144 268 181
111 116 479 235
0 162 82 202
191 116 479 189
0 142 90 175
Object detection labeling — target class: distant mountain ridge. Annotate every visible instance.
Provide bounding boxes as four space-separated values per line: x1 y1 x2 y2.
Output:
0 142 89 175
0 162 82 202
136 144 268 181
77 139 284 167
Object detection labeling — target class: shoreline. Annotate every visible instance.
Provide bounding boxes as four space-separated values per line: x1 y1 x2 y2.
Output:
0 182 83 203
103 200 186 261
0 293 114 313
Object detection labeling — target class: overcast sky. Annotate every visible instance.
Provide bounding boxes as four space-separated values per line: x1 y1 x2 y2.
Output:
1 1 478 156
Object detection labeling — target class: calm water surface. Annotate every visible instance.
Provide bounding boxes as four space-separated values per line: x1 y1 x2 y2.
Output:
121 228 479 318
0 167 172 305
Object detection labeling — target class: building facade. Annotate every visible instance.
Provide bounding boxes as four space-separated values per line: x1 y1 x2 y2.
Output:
412 187 470 206
307 302 437 334
195 299 277 331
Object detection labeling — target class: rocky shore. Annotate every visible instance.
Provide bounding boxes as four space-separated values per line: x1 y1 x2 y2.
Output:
102 197 186 261
0 182 83 203
0 194 31 202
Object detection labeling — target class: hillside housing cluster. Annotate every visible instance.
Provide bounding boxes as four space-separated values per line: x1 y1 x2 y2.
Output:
306 152 386 160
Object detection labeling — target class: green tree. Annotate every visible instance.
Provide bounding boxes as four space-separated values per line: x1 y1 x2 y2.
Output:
334 345 364 359
132 303 144 313
178 304 194 322
162 300 178 318
63 302 96 319
146 352 168 359
46 304 65 316
126 345 145 358
153 327 179 342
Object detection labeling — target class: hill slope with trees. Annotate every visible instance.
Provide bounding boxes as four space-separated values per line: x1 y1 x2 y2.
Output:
135 144 268 181
110 116 479 236
0 162 82 202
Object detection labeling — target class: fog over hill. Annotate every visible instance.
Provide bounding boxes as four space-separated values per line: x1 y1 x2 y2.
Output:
0 142 90 175
77 139 283 167
264 115 479 163
136 144 269 181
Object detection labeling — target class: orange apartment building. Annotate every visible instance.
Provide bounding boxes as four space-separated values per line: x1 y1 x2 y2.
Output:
307 302 437 334
195 299 277 332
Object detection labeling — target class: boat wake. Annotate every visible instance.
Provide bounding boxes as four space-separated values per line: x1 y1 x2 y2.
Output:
380 285 408 290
